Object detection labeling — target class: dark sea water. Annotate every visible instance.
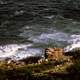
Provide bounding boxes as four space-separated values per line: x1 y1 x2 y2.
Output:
0 0 80 60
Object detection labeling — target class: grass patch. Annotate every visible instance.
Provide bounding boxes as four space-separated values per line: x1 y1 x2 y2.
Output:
0 56 73 79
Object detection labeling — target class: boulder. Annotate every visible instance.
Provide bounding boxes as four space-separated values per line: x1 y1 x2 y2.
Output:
45 48 63 61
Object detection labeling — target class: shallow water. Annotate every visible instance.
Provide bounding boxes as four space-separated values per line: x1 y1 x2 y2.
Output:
0 0 80 60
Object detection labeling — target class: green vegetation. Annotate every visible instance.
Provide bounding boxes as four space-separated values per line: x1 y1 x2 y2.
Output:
0 49 80 80
66 49 80 74
0 56 73 80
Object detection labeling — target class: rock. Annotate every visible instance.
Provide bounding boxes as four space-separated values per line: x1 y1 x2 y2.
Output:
45 48 63 61
19 56 43 64
56 65 60 68
38 58 44 64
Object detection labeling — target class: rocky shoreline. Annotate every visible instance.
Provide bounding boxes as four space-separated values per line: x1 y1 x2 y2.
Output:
0 47 79 80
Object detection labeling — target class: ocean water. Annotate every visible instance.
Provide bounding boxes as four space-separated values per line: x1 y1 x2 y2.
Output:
0 0 80 60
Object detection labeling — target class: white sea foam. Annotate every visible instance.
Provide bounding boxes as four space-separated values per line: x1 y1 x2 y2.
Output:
13 48 43 60
44 15 55 19
0 43 43 60
0 33 80 60
28 32 80 53
64 34 80 52
28 32 69 43
64 43 80 52
0 44 32 58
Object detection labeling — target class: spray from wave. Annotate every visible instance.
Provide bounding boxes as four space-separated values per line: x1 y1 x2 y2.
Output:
0 43 44 60
28 33 80 53
64 34 80 52
0 33 80 60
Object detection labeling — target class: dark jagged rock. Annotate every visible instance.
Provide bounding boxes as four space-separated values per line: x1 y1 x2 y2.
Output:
64 47 80 59
19 56 43 64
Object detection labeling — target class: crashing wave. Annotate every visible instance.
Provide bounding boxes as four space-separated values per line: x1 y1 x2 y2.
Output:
0 44 32 58
28 32 69 44
64 43 80 52
0 33 80 60
64 34 80 52
0 44 43 60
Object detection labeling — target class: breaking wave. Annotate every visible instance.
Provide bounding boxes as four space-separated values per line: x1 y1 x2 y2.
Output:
0 1 80 61
1 30 80 60
28 33 80 53
0 33 80 60
0 43 43 60
28 32 69 43
64 34 80 52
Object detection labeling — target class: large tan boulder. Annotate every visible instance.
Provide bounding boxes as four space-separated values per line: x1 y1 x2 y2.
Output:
45 48 63 61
